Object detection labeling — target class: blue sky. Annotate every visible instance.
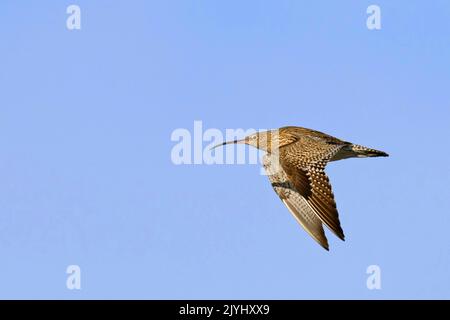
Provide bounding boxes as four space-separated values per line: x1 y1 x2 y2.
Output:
0 1 449 299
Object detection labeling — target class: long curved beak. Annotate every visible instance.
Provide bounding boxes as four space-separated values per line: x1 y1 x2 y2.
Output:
210 138 246 150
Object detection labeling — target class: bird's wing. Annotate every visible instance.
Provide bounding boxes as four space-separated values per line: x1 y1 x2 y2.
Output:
279 137 345 240
263 154 329 250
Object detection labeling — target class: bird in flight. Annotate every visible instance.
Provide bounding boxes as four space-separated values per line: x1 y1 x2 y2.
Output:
214 126 388 250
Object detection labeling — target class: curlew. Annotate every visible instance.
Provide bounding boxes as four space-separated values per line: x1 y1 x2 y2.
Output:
214 126 388 250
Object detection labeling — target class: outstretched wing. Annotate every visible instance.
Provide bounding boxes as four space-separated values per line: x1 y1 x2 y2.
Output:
279 137 345 240
263 154 329 250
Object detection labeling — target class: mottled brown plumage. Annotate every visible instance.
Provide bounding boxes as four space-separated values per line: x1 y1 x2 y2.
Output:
216 126 388 250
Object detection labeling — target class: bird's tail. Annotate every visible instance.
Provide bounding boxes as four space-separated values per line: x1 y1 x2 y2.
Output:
350 144 389 158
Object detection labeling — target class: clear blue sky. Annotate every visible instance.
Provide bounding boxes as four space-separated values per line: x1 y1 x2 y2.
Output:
0 1 449 299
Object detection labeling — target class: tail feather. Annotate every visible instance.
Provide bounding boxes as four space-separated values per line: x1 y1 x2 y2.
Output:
351 144 389 158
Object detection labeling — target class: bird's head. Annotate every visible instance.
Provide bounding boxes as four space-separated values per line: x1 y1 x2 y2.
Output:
212 130 279 152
